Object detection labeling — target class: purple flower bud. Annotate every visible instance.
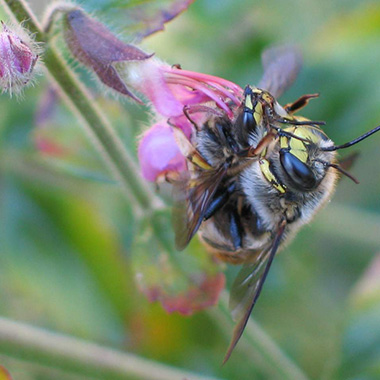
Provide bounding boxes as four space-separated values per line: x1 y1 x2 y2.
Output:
63 9 153 102
0 22 39 93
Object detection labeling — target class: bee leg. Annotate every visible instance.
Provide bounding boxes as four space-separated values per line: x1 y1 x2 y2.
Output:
245 131 277 157
204 182 236 220
183 105 225 131
228 207 243 250
284 93 319 114
183 105 200 130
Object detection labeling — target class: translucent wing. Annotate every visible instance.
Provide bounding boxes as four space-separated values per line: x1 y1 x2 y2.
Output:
223 221 286 363
258 45 302 98
172 163 229 251
339 152 359 172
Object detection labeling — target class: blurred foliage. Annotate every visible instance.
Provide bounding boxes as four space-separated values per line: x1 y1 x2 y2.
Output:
0 0 380 379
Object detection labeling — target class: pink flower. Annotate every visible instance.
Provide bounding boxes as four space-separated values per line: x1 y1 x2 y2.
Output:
138 121 187 181
128 58 243 181
0 22 39 93
60 9 242 181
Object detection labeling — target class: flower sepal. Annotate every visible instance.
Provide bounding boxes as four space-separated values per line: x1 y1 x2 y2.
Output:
132 212 225 315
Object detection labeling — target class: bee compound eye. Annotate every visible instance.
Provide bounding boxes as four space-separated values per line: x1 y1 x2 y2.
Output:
242 109 257 130
279 149 317 191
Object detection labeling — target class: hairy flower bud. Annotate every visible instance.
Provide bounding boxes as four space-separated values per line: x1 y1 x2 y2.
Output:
0 21 39 94
63 9 152 102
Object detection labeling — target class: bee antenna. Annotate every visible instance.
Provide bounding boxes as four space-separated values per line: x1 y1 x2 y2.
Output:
322 125 380 151
316 159 359 184
329 163 360 184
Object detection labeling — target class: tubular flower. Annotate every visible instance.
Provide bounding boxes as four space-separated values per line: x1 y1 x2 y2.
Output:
60 8 242 180
138 121 187 182
0 21 39 94
127 58 243 181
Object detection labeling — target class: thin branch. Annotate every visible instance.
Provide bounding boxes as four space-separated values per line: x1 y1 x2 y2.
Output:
0 317 221 380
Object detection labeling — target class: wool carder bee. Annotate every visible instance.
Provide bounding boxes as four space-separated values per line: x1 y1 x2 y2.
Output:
170 46 380 362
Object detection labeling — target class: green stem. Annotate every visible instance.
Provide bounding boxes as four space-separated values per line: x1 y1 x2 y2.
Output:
1 1 310 379
0 317 221 380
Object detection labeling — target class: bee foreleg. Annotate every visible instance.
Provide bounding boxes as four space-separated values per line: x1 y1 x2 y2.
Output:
183 105 225 131
246 131 277 157
284 93 319 114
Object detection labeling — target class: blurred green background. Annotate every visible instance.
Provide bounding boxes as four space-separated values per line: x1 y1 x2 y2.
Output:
0 0 379 379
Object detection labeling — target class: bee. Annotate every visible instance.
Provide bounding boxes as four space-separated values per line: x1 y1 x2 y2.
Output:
170 46 380 363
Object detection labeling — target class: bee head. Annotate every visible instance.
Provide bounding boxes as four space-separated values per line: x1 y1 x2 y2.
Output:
234 85 288 147
276 121 380 191
276 126 336 192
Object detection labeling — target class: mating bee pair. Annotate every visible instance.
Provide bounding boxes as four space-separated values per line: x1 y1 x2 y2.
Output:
169 46 380 362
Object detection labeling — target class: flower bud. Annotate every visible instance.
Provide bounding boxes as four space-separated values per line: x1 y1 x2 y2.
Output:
63 9 152 102
0 21 39 94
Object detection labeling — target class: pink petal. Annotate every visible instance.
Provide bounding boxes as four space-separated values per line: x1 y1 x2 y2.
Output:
138 122 187 181
128 59 243 118
130 60 185 117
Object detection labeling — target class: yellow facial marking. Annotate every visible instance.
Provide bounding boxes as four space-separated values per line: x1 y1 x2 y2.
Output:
254 101 263 125
292 126 320 143
259 158 286 193
289 137 308 163
244 95 253 110
251 87 262 94
280 126 323 164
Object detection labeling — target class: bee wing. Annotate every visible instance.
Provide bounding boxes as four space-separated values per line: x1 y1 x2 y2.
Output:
172 163 229 251
339 152 359 172
258 45 302 98
223 221 286 364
